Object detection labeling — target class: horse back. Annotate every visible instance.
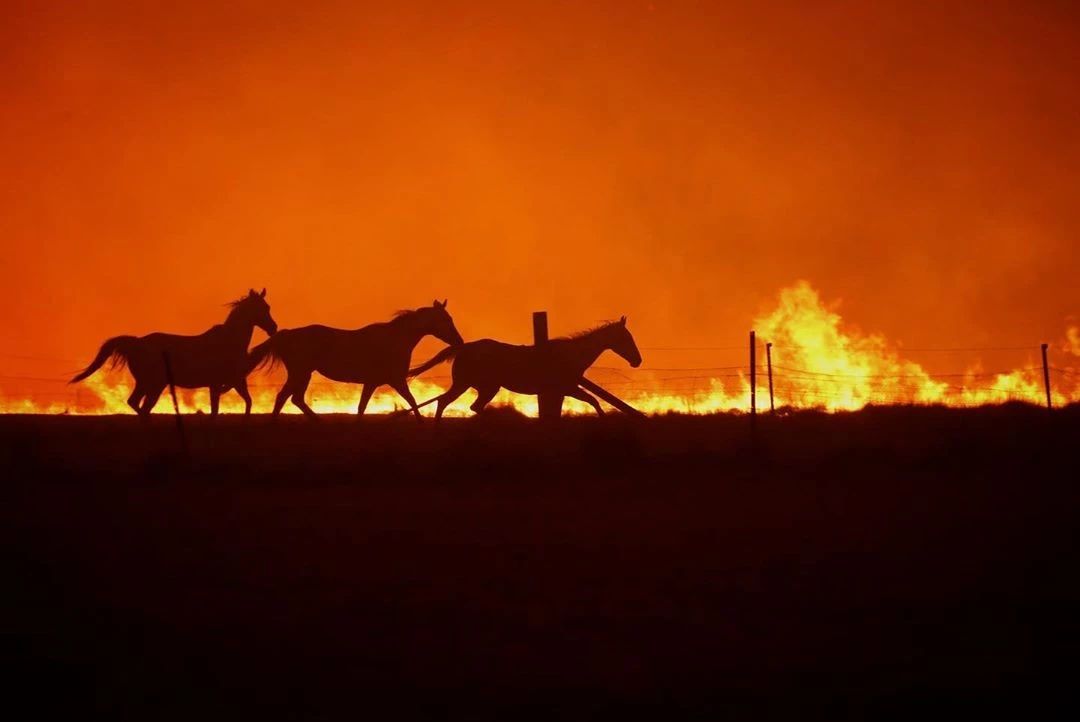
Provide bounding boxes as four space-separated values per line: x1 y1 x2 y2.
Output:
273 323 408 382
133 326 231 355
454 340 581 393
274 324 388 353
127 326 248 387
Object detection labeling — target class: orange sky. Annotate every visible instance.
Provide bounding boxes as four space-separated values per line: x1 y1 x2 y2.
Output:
3 1 1079 395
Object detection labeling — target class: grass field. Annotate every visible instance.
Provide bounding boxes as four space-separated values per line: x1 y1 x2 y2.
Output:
4 405 1079 719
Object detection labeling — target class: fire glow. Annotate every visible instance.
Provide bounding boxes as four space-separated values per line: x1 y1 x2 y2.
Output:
3 282 1077 416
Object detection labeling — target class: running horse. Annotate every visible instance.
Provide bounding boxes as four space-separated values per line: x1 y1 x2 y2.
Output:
248 300 464 418
408 317 642 419
71 289 278 416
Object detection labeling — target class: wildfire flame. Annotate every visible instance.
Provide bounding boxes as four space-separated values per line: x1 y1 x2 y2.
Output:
2 281 1077 415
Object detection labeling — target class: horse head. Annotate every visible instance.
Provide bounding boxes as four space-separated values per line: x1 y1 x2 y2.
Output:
426 299 464 347
232 288 278 336
608 316 642 368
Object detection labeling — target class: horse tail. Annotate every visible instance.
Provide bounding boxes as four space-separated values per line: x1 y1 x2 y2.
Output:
408 345 460 377
248 335 283 373
70 336 137 383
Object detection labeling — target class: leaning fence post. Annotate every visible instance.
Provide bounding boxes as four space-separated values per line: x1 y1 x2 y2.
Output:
1041 343 1052 410
766 341 775 413
162 351 189 457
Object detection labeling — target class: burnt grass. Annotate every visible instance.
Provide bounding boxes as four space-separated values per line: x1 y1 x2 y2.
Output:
3 404 1079 719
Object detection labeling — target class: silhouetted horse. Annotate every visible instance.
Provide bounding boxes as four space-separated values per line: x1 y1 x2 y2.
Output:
71 289 278 416
249 300 464 418
409 317 642 419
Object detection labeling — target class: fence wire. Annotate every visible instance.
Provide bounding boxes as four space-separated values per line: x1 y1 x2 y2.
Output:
1 341 1076 411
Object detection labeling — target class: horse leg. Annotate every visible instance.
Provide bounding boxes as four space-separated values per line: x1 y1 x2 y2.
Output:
435 383 470 421
389 380 423 422
567 387 604 416
356 384 376 416
272 382 291 416
290 373 317 418
209 386 221 417
235 380 253 416
470 386 499 414
272 366 301 417
127 385 144 414
140 385 165 417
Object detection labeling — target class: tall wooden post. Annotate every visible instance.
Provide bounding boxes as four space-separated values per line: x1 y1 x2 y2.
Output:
1041 343 1052 410
749 330 757 418
532 311 549 345
533 311 563 419
162 351 189 457
766 342 775 413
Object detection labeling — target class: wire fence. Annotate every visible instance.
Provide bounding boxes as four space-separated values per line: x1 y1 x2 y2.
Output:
0 341 1076 412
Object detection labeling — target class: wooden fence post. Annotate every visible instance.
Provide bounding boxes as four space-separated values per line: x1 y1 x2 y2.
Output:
532 311 549 346
533 311 563 419
766 341 775 413
749 330 757 419
1041 343 1052 410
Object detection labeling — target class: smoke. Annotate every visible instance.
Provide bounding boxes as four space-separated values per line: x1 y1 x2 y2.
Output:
1 2 1078 374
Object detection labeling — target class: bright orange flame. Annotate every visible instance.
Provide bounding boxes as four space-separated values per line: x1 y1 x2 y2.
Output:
1066 326 1080 357
753 282 1080 410
2 282 1077 415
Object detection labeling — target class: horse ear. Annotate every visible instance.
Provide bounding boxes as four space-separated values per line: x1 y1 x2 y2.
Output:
620 315 627 325
442 299 448 308
260 288 266 298
249 288 256 296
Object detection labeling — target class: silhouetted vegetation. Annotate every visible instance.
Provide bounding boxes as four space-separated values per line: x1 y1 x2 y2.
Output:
4 405 1079 719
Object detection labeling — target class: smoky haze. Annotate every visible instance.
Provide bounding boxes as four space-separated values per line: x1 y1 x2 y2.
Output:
2 1 1078 386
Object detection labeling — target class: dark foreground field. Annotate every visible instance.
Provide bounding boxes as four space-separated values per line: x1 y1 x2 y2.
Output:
3 406 1079 719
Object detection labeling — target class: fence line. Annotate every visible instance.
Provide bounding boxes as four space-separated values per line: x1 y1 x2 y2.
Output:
2 336 1077 411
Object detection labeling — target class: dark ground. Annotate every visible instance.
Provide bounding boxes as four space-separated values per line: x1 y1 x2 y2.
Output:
3 405 1079 719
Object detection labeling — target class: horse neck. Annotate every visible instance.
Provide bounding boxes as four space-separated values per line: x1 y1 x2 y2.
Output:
222 312 256 348
388 313 432 350
565 330 612 369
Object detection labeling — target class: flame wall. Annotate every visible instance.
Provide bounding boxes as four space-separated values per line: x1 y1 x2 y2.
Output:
3 281 1077 415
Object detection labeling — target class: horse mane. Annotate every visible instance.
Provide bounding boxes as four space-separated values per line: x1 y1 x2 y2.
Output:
391 306 435 323
555 320 622 341
225 293 269 324
225 295 252 321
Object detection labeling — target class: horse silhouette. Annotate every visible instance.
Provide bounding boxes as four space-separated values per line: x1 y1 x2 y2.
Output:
71 289 278 416
408 317 642 419
248 300 463 418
